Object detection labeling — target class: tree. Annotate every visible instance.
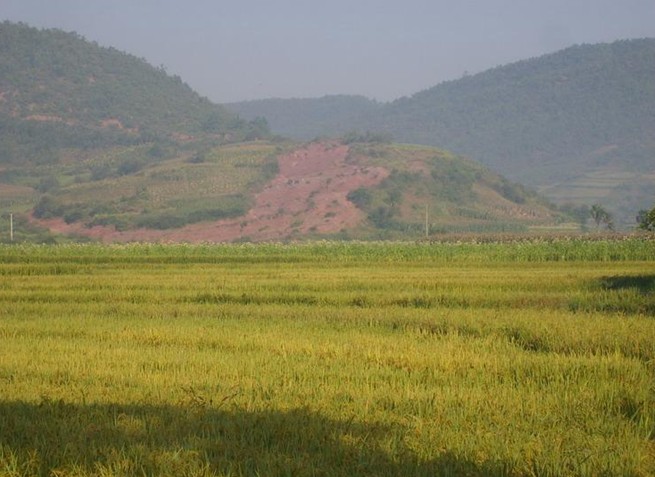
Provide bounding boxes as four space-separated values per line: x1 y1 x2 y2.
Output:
590 204 614 231
636 206 655 231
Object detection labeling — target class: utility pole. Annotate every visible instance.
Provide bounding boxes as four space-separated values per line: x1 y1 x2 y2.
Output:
425 204 429 239
10 213 13 241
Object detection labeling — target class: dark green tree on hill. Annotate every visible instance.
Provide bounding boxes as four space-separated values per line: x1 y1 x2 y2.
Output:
636 206 655 231
590 204 614 231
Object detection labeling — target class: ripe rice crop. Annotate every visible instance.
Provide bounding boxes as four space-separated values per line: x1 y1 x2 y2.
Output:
0 239 653 476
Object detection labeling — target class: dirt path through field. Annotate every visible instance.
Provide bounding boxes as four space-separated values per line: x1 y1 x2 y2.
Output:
35 141 389 242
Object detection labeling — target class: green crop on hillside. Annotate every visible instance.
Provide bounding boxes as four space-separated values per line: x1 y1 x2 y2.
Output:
0 239 654 476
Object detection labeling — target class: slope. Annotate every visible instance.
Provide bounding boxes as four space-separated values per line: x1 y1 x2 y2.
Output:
0 21 268 167
26 139 565 243
228 39 655 228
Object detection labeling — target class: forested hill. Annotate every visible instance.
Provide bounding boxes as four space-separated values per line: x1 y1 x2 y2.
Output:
228 39 655 225
377 39 655 185
0 22 267 165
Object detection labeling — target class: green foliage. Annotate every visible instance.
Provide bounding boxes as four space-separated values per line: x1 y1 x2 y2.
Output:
245 116 271 141
36 175 60 193
590 204 614 231
368 205 395 229
0 21 269 167
559 203 591 226
636 206 655 231
135 195 249 229
347 188 372 208
430 160 477 202
492 178 532 204
32 195 63 219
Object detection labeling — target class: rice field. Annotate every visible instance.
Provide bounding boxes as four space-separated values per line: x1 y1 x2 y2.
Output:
0 239 654 476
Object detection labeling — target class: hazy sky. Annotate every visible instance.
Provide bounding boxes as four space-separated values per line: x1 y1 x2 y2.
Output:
2 0 654 103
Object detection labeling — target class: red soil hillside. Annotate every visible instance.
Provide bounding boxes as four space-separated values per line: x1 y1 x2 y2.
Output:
36 141 389 242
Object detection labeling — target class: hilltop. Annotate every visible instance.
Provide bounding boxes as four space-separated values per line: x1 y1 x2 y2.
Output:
228 39 655 228
0 21 268 167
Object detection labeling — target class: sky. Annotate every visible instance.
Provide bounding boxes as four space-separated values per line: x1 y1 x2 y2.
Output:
2 0 654 103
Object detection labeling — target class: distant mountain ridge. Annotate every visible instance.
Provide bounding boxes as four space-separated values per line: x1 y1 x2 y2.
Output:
227 95 381 141
227 39 655 227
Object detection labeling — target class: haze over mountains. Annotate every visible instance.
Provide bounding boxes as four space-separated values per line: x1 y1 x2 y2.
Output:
229 39 655 227
0 22 651 241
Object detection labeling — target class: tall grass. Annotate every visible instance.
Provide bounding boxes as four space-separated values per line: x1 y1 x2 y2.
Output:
0 239 653 476
0 235 653 263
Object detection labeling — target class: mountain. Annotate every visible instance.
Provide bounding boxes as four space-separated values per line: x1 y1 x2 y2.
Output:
227 39 655 228
0 21 569 243
0 21 268 166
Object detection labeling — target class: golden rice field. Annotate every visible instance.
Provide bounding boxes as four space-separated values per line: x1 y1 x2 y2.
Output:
0 239 654 476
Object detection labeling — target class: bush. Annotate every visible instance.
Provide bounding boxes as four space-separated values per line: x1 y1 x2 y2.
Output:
136 195 249 230
636 207 655 231
36 175 60 193
347 188 372 208
33 195 63 219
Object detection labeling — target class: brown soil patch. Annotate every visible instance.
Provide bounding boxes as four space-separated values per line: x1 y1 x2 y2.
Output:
34 141 389 243
170 132 195 142
100 118 138 134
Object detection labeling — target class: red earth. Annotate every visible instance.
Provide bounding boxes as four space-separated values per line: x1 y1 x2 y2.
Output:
35 141 389 243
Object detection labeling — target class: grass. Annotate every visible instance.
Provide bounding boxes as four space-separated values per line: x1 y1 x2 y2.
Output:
0 239 654 476
4 141 282 233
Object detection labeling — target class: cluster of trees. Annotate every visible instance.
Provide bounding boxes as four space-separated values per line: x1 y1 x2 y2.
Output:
589 204 614 231
0 113 140 165
637 206 655 231
583 202 655 232
135 195 249 230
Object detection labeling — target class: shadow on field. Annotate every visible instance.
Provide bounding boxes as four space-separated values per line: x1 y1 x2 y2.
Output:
0 400 509 477
600 275 655 294
568 275 655 314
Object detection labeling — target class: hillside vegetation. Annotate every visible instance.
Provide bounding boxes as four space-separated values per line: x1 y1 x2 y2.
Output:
0 21 571 243
0 21 269 168
228 39 655 227
11 138 566 243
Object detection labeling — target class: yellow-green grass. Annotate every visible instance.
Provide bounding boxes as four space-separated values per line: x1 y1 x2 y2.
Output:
58 142 278 207
0 240 654 476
